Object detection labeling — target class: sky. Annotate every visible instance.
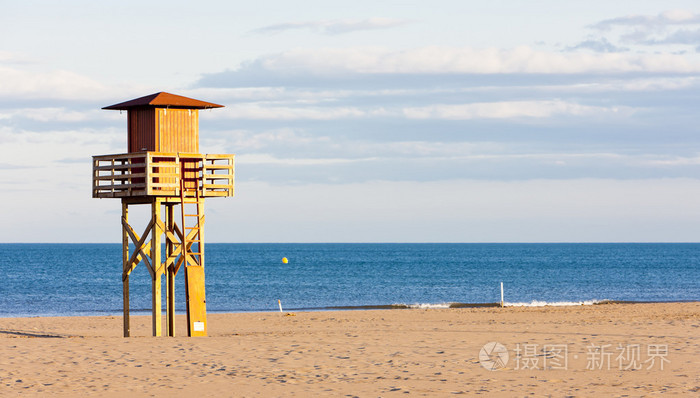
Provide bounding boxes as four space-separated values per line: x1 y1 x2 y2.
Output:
1 0 700 242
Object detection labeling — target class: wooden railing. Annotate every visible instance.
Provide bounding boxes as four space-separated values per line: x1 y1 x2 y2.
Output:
92 152 234 198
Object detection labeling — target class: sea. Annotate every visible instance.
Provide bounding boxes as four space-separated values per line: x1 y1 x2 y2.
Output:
0 243 698 317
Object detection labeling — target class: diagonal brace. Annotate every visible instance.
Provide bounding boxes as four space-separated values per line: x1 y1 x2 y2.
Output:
122 217 155 279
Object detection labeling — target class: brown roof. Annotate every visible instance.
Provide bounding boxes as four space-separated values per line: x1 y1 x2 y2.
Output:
102 92 224 110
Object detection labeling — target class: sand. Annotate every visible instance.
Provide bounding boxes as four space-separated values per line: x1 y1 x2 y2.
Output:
0 302 698 397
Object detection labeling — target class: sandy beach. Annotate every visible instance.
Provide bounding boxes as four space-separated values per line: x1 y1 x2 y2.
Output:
0 302 698 396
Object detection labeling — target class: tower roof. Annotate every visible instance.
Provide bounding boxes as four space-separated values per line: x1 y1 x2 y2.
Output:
103 92 224 110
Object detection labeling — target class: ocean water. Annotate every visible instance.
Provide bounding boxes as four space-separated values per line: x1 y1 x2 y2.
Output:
0 243 698 317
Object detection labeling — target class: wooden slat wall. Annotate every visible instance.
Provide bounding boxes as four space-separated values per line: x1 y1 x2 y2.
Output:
128 109 157 152
157 108 198 153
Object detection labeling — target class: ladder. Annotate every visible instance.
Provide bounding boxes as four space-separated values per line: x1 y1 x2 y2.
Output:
179 177 204 268
179 163 208 337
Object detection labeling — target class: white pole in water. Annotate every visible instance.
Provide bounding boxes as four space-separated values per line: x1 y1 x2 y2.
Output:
500 282 504 307
278 299 284 313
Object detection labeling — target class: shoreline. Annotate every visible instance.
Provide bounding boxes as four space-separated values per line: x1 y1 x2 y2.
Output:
1 302 698 396
2 299 698 319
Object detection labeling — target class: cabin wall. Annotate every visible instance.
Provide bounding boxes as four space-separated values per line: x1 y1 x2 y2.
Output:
157 108 199 153
127 109 157 152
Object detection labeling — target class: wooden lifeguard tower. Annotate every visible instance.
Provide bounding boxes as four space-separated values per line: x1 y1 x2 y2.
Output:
92 92 234 337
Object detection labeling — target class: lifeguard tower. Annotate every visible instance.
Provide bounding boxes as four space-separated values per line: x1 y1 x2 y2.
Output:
92 92 234 337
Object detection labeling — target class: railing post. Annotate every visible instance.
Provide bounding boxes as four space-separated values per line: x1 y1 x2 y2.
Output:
146 153 152 196
175 154 180 197
110 158 115 196
92 157 97 198
200 155 205 197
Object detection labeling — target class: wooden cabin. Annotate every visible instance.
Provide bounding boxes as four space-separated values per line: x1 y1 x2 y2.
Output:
102 91 220 153
93 92 234 198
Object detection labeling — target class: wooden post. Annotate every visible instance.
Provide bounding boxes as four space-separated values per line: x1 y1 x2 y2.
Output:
151 199 163 337
500 282 504 308
122 201 130 337
165 203 175 337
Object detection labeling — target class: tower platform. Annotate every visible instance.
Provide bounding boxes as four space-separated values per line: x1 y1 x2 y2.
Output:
93 151 234 199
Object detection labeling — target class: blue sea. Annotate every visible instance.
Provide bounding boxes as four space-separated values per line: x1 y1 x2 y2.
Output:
0 243 698 317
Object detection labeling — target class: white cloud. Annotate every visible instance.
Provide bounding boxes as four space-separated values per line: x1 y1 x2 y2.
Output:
251 17 412 35
0 66 110 100
247 45 700 75
0 63 155 102
0 126 122 170
592 9 700 31
208 178 700 242
209 130 640 165
403 100 632 120
589 10 700 48
650 154 700 166
0 51 35 64
193 76 700 110
214 103 370 120
231 142 644 166
542 76 700 93
0 107 120 123
662 9 698 23
566 38 628 53
238 153 376 166
211 128 331 150
207 99 634 122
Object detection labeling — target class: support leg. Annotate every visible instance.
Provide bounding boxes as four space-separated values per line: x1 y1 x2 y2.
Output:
167 268 175 336
122 201 130 338
166 204 175 337
123 278 130 337
152 276 162 336
151 199 163 337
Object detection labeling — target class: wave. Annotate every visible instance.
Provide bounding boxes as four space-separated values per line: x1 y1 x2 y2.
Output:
288 300 617 311
309 302 501 311
401 303 452 309
396 300 615 309
504 299 613 307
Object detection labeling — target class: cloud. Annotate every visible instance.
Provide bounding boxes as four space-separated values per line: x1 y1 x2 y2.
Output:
566 38 629 53
0 163 24 170
198 119 700 183
199 46 700 89
549 76 700 92
0 62 153 103
210 178 700 242
0 107 111 123
591 9 700 31
650 154 700 166
589 10 700 49
204 99 632 121
238 153 377 166
209 128 331 150
0 51 35 64
0 66 109 100
402 100 632 120
648 28 700 46
239 148 627 166
213 103 372 120
251 17 412 35
226 132 685 167
192 76 700 108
